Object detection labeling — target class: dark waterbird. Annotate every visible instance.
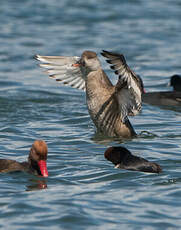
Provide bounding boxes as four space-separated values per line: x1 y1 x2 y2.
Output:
35 50 143 138
140 74 181 107
0 140 48 177
104 146 162 173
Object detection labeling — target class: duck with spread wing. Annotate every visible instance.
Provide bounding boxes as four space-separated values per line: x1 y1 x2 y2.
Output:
35 50 142 138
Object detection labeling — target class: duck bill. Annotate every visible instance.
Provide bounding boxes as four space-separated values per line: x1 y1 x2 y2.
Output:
72 63 80 67
115 164 121 169
38 160 48 177
72 60 81 67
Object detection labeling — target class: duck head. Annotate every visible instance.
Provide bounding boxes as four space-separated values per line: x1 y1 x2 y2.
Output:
170 74 181 91
73 51 101 75
28 140 48 177
104 146 131 166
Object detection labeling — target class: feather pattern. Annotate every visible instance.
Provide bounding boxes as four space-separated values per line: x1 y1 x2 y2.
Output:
35 55 86 91
101 50 142 121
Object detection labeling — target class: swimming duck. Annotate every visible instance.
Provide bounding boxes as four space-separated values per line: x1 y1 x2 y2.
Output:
0 140 48 177
104 146 162 173
140 75 181 107
35 50 142 138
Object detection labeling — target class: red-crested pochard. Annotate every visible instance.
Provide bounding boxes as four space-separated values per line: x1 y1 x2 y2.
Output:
0 140 48 177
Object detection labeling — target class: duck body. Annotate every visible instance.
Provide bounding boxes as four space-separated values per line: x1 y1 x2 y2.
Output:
0 159 25 173
142 91 181 107
104 146 162 173
86 68 136 138
0 140 48 177
0 160 41 175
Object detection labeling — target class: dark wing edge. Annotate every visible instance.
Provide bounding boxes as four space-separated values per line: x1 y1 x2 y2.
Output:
101 50 142 121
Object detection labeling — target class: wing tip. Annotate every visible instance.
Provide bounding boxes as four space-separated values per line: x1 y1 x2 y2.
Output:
101 50 127 69
106 60 112 64
101 50 110 57
34 54 42 61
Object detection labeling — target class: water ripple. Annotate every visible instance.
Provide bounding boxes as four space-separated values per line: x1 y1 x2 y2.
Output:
0 0 181 229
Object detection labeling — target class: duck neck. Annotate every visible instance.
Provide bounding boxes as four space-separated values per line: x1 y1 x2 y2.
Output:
27 159 41 175
86 69 113 98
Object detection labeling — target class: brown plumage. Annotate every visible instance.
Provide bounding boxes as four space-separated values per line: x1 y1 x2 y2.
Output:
0 140 48 177
35 50 142 138
104 146 162 173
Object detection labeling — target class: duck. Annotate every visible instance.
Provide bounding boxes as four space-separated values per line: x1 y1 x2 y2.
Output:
0 140 48 177
138 75 181 107
104 146 162 173
35 50 142 138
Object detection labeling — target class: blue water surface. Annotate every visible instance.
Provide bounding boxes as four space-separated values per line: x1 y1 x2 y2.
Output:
0 0 181 229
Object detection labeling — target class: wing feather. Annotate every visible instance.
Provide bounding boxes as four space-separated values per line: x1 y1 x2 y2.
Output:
101 50 142 122
35 55 86 91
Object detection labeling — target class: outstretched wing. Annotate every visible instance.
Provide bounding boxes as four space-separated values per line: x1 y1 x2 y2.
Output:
101 50 142 121
35 55 86 91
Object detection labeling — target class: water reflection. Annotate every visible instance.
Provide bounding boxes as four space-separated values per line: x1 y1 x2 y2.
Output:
91 131 132 145
26 179 47 191
138 130 158 139
91 130 158 144
143 102 181 112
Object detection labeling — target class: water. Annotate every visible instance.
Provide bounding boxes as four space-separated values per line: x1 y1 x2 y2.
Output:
0 0 181 229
